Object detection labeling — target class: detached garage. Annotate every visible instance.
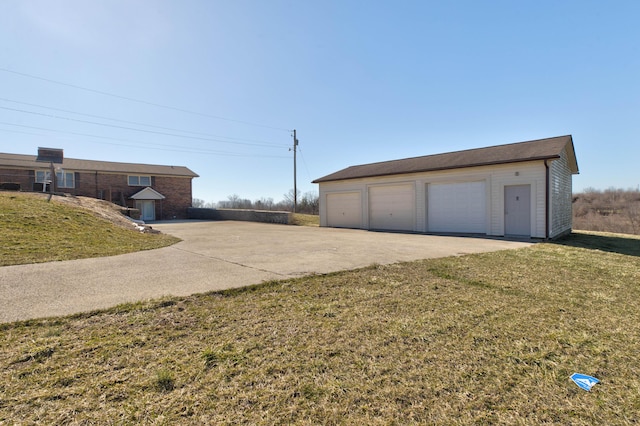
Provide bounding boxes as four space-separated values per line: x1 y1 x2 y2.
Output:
313 135 579 239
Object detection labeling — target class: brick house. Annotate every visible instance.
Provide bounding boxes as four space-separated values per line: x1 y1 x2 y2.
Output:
0 150 199 220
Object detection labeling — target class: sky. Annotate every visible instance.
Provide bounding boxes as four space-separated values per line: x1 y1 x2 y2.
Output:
1 1 638 204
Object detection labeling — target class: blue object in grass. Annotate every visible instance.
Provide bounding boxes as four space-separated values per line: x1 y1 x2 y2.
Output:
570 373 599 391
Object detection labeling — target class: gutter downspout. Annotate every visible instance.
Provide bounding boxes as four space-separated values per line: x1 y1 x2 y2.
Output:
544 159 550 240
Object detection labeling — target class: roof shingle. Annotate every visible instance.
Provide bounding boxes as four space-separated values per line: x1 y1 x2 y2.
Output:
0 153 199 178
313 135 577 183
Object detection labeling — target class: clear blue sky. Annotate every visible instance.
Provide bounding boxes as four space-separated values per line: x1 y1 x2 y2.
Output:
1 1 638 204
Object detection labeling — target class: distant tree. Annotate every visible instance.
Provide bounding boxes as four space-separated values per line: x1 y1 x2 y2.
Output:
299 191 319 214
192 198 216 208
227 194 242 209
573 187 640 235
282 189 301 211
627 203 639 234
239 198 253 209
215 190 319 214
254 197 274 211
192 198 206 208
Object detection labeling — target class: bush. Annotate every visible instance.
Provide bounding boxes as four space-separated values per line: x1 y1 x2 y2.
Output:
0 183 20 191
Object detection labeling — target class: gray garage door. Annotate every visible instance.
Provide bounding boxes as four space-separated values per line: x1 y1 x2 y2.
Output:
428 181 486 233
369 184 415 231
326 192 362 228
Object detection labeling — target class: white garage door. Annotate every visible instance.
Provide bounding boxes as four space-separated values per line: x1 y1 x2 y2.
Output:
428 181 486 233
369 184 415 231
326 192 362 228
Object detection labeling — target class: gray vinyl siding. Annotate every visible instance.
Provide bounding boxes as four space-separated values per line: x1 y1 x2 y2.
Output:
549 148 574 238
488 162 546 238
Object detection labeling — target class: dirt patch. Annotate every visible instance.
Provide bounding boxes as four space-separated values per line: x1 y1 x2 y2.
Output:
37 193 138 230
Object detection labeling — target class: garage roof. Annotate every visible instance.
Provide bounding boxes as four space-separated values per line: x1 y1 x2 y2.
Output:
0 152 199 178
313 135 578 183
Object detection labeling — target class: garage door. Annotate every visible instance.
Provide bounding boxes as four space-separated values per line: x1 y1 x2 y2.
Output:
369 184 415 231
326 192 362 228
428 181 486 233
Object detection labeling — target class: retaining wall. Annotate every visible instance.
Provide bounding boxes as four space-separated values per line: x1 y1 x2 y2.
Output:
188 208 291 224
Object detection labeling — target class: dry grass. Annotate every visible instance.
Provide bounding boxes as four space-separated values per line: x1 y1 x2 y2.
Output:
555 229 640 257
290 213 320 226
1 232 639 424
0 192 180 266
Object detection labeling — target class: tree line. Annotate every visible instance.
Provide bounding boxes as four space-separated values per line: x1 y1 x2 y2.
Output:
573 187 640 235
193 189 319 215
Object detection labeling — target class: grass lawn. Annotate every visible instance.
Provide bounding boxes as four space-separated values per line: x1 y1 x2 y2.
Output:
1 231 639 424
0 192 180 266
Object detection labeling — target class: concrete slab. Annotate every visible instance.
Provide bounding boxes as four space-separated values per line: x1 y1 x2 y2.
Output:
0 221 531 323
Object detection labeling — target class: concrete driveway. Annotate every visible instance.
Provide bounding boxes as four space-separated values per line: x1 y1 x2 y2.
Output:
0 221 531 323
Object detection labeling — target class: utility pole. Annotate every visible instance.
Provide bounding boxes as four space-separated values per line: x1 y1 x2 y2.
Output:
292 129 299 213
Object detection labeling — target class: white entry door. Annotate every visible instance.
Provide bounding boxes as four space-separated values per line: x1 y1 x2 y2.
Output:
137 200 156 221
428 181 486 233
504 185 531 236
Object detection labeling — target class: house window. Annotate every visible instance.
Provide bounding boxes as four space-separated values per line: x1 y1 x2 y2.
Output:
128 175 151 186
35 170 75 188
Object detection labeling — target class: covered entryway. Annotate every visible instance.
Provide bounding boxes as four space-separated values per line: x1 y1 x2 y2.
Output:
326 192 362 228
130 187 165 221
428 181 487 233
504 185 531 236
368 184 415 231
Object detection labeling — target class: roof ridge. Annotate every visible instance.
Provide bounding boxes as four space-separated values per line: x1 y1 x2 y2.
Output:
347 135 572 169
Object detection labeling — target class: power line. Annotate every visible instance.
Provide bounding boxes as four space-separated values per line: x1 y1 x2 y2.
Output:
0 106 287 149
297 146 314 183
0 124 290 159
0 127 51 138
0 67 292 132
0 97 288 147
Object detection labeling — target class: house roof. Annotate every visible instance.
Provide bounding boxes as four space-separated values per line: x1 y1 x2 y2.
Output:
0 152 199 178
313 135 578 183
